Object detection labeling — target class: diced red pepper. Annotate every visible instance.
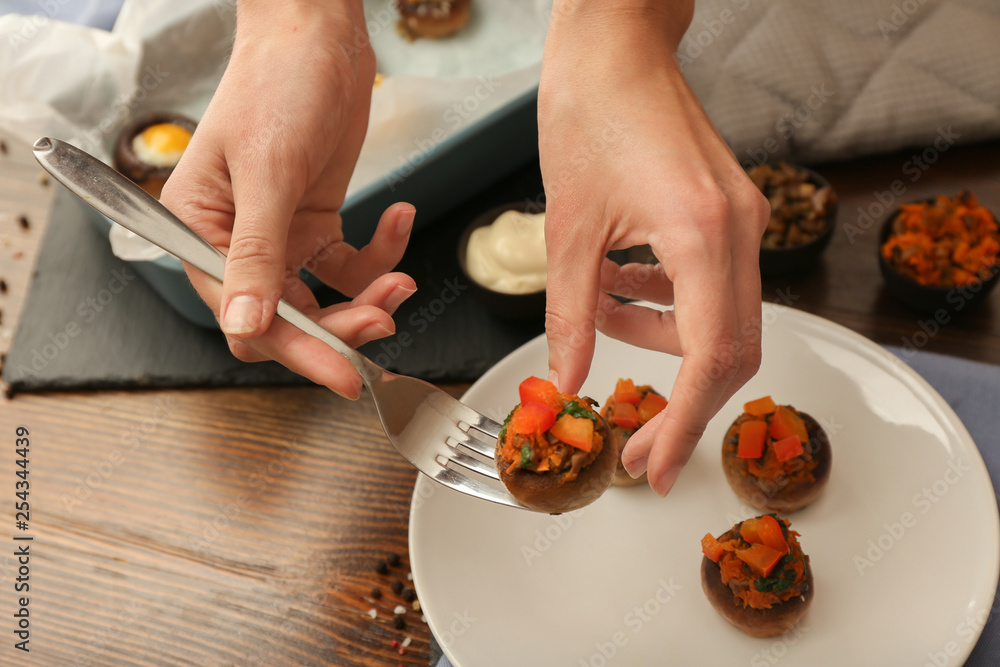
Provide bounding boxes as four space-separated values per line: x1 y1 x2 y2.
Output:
736 543 784 577
773 435 804 463
744 396 777 416
769 405 808 444
509 402 556 436
614 378 641 406
611 402 639 429
737 420 767 459
518 376 563 413
549 414 595 452
740 518 761 544
701 533 725 562
756 515 788 555
637 392 668 424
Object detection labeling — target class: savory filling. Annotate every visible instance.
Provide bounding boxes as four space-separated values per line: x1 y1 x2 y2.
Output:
702 516 809 609
498 377 604 482
601 378 668 440
748 161 836 249
881 191 999 287
724 397 817 493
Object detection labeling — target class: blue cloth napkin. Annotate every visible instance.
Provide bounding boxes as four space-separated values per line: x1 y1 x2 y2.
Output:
434 346 1000 666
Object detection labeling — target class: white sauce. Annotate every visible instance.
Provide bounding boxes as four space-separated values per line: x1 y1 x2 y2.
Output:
466 210 546 294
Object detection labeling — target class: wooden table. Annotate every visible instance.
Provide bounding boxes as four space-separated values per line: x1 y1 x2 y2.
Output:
1 133 998 667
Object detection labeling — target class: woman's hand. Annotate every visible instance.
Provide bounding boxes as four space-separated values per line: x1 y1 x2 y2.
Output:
540 0 770 495
161 1 416 399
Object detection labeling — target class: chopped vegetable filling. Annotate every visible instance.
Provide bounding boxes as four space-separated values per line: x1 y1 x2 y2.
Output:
601 379 668 436
708 516 808 609
499 377 605 481
726 399 817 491
882 191 999 287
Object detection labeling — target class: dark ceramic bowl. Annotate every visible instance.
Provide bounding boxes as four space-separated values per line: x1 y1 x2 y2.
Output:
756 165 838 277
457 202 546 321
878 202 1000 314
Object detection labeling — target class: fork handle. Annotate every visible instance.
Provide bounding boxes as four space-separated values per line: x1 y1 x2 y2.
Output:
33 137 381 384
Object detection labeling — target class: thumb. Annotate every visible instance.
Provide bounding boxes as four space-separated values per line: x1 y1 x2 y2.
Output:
219 164 300 338
544 208 603 393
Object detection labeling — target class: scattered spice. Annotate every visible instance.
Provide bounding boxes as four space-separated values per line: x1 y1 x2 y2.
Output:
0 279 7 294
36 171 49 187
12 250 22 260
17 215 30 230
882 191 999 287
0 140 7 155
748 162 836 249
362 551 426 654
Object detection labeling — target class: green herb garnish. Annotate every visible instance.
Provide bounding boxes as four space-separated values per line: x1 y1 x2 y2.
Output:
754 576 793 593
557 400 597 422
498 408 515 443
520 445 532 468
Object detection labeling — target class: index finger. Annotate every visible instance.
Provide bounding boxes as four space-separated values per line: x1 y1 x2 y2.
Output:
544 206 605 393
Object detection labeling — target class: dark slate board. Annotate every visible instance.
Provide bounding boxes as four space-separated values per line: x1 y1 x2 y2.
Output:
3 160 548 393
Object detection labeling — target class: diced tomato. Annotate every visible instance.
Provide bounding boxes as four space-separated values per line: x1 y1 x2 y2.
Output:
614 378 641 406
773 435 804 463
611 402 639 429
509 401 557 436
637 392 668 424
549 415 595 452
744 395 777 416
740 518 761 544
756 515 788 555
769 405 808 444
518 376 563 413
701 533 725 562
736 543 784 577
737 420 767 459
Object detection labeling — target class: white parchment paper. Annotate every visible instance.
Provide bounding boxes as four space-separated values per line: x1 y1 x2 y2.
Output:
0 0 550 260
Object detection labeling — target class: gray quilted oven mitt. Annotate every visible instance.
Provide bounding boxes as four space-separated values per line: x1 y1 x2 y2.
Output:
678 0 1000 166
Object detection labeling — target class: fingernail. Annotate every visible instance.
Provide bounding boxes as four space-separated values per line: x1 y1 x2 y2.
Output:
386 284 417 311
360 322 393 340
623 455 647 478
396 209 415 237
221 295 262 335
348 378 364 401
652 466 682 497
547 369 559 389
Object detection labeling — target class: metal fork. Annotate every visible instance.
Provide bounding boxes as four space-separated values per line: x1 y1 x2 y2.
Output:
33 137 526 510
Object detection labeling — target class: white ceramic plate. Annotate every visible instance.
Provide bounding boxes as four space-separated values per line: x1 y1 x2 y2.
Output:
409 304 999 666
